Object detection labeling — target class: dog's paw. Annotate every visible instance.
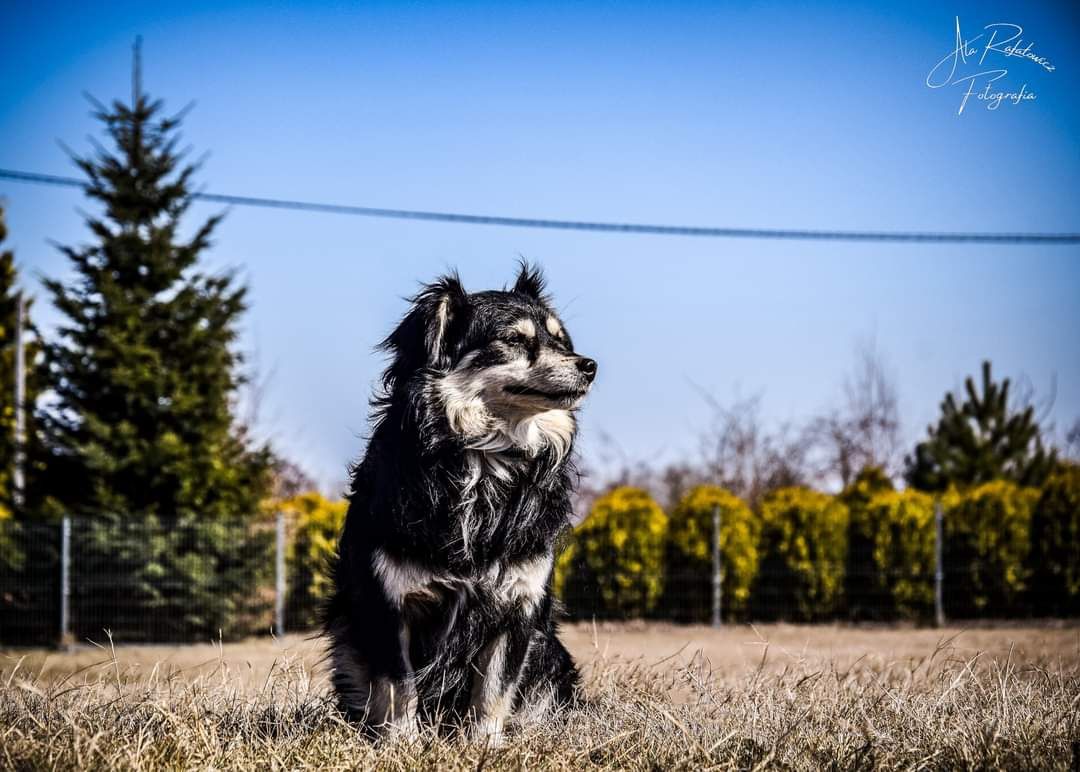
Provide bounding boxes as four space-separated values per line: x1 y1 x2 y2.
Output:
469 716 506 747
378 716 421 745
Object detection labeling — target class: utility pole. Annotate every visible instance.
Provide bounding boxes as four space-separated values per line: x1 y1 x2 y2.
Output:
13 291 25 507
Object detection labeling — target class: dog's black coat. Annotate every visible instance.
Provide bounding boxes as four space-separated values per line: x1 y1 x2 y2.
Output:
324 265 592 738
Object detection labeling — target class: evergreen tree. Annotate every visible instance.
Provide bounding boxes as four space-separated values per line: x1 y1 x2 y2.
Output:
0 208 22 518
41 61 272 520
905 361 1056 492
0 207 43 518
0 207 57 645
37 49 275 640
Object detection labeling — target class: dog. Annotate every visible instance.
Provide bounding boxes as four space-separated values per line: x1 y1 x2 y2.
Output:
324 264 596 742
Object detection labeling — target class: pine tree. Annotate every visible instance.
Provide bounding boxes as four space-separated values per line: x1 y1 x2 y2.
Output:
37 46 275 640
905 361 1056 492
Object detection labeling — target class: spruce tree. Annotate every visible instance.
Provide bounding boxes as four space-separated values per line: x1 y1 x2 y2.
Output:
905 361 1056 492
38 49 275 640
0 207 55 645
0 207 22 517
0 207 43 518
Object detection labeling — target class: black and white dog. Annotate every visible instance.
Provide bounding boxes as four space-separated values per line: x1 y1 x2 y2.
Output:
324 264 595 741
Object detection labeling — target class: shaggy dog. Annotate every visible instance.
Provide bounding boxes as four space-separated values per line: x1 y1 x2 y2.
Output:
324 264 596 742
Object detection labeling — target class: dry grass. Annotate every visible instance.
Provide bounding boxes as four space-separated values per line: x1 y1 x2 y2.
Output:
2 623 1079 770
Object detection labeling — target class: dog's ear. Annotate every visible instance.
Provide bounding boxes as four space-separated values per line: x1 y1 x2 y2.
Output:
420 273 469 368
383 272 469 374
511 261 548 303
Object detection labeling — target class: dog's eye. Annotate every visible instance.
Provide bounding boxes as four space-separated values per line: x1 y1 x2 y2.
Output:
503 333 530 348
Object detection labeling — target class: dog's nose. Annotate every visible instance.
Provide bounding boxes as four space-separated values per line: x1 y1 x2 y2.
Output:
576 357 597 382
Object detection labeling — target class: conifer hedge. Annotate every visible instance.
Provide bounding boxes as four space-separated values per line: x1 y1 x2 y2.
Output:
555 486 667 619
943 480 1037 617
662 485 759 621
861 489 936 619
752 487 848 621
1029 465 1080 616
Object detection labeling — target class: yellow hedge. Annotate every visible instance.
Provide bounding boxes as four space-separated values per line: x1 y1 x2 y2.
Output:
943 480 1037 617
1030 465 1080 615
555 486 668 618
664 486 759 620
841 467 895 620
0 504 21 572
279 491 347 629
862 489 936 619
754 487 848 620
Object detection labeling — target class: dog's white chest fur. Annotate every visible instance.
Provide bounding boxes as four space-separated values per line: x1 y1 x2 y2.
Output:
373 548 553 612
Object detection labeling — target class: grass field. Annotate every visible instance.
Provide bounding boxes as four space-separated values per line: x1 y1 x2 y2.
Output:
2 622 1079 770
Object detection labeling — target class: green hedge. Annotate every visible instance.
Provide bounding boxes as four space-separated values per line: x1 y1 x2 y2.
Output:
662 485 759 622
71 515 274 642
862 489 936 620
281 492 347 630
7 469 1074 640
555 486 668 619
1029 465 1080 616
943 480 1037 617
841 467 894 620
752 487 848 621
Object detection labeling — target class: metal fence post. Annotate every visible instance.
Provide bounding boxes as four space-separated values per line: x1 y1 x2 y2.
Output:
59 516 71 648
934 501 945 628
275 512 286 637
711 504 723 628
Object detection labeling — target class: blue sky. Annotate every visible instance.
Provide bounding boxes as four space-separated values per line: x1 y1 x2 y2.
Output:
2 1 1078 491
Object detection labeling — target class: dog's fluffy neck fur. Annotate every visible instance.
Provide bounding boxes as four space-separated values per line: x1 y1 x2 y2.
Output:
434 376 576 461
360 371 576 570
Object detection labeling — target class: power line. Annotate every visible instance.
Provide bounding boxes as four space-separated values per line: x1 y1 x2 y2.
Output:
2 167 1078 245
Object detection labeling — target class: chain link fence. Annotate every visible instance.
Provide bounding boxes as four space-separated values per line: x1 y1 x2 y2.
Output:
0 502 1070 647
0 515 324 646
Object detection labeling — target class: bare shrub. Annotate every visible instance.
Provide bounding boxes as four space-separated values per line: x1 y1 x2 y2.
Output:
808 337 902 489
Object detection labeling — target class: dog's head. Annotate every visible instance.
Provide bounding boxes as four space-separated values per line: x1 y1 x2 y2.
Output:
381 264 596 457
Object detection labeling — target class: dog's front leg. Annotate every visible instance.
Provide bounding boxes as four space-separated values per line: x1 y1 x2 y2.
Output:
468 616 534 745
346 554 420 737
365 620 418 737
